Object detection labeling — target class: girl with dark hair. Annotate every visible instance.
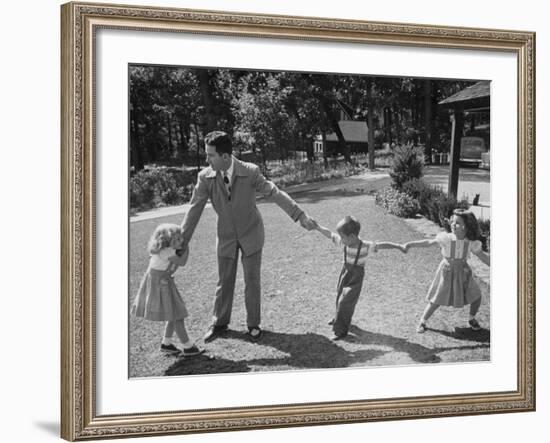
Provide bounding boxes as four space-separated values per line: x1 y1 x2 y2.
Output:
405 209 490 333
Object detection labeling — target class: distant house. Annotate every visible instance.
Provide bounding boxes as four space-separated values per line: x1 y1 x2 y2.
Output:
313 102 369 156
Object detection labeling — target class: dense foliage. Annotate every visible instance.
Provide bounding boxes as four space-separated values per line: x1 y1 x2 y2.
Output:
130 66 478 171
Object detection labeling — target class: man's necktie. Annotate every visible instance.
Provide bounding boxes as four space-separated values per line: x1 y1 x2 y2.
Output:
223 173 231 201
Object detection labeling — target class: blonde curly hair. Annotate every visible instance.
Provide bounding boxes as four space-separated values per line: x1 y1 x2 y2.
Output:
147 223 182 254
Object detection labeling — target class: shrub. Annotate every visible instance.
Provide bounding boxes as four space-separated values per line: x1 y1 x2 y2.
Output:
400 178 469 229
428 193 469 230
478 218 491 252
375 186 421 218
270 160 365 189
389 145 424 189
401 178 440 212
130 167 196 210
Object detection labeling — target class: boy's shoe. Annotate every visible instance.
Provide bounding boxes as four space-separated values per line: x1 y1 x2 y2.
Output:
203 324 228 342
468 318 481 331
416 322 427 334
160 343 181 355
181 345 205 357
247 326 262 340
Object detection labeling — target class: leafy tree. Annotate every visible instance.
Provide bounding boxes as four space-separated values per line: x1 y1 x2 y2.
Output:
232 73 297 172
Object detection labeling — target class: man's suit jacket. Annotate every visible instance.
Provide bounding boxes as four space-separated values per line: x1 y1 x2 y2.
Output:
181 157 304 258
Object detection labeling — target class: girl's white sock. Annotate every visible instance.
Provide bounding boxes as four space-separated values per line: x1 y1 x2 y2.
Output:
181 340 193 349
162 337 173 346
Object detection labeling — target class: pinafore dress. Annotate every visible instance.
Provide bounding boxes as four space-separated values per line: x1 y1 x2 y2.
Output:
426 235 482 308
333 243 366 336
131 265 188 321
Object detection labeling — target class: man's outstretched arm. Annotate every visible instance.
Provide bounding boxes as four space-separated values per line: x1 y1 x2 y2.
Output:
253 167 315 230
180 173 209 247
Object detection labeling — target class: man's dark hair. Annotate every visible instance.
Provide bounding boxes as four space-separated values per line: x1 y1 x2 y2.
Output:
204 131 232 155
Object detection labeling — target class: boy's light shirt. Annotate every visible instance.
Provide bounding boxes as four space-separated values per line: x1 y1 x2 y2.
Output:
330 233 376 267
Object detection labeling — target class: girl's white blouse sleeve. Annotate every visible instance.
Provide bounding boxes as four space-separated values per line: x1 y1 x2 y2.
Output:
434 232 452 256
434 232 482 258
469 240 482 254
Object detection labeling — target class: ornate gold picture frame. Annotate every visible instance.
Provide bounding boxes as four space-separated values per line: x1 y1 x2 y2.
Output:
61 1 535 440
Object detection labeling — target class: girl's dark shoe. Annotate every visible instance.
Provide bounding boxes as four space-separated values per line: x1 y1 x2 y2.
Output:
416 322 427 334
468 318 481 331
160 343 181 355
181 345 205 357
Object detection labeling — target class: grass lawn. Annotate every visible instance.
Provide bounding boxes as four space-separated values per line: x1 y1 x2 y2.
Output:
129 190 490 377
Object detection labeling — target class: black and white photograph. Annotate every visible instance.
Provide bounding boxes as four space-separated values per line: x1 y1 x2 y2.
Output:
128 66 492 378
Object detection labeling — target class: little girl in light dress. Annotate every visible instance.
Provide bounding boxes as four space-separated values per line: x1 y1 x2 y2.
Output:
405 209 490 333
132 223 204 357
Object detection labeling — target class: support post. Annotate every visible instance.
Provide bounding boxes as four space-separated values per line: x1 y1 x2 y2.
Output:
448 111 464 199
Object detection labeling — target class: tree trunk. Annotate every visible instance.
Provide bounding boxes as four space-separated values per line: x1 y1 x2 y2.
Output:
384 107 392 146
367 115 375 170
192 123 202 172
306 135 314 164
322 131 329 168
448 111 464 199
130 108 144 171
393 104 401 145
423 79 433 162
193 69 217 133
178 120 187 152
167 115 174 156
176 120 188 163
366 81 375 170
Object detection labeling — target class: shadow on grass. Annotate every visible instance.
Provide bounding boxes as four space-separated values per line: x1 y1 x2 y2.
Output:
350 325 490 364
164 330 385 376
349 325 444 364
429 326 491 343
165 354 250 376
164 326 491 376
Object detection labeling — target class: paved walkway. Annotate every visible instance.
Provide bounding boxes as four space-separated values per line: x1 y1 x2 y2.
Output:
422 165 491 220
130 165 491 223
130 169 391 223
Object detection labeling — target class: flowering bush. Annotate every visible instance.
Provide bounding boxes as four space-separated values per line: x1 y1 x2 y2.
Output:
271 160 365 189
375 186 421 218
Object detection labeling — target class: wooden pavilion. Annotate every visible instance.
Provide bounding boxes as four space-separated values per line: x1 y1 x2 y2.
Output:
438 81 490 198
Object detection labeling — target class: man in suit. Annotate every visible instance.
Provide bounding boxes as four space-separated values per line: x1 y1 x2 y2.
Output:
180 131 316 341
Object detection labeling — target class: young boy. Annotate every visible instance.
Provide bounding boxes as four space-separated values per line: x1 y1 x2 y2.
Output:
314 216 405 340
